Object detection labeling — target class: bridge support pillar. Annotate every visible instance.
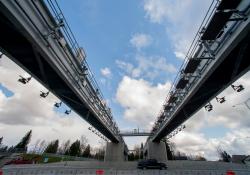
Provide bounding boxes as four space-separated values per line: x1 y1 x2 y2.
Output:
144 141 167 162
104 142 128 162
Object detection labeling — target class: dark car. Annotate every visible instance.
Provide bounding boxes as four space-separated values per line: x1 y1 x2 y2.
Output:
137 159 167 170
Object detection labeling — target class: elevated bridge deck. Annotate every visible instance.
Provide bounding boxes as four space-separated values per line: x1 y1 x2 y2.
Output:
0 0 120 142
151 0 250 141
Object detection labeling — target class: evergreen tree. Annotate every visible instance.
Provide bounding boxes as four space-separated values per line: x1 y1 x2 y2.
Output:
128 152 135 161
8 146 14 152
15 130 32 152
0 137 8 152
44 140 59 154
69 140 81 156
140 143 144 159
0 137 3 146
82 144 91 157
0 146 8 152
217 147 231 162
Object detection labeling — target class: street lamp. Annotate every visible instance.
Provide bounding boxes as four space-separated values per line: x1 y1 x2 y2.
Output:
231 84 244 92
205 102 213 111
216 96 226 103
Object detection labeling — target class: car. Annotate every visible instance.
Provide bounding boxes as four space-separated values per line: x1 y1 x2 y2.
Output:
137 159 167 170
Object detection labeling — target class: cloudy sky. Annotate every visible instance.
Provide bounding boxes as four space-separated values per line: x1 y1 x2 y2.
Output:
1 0 250 160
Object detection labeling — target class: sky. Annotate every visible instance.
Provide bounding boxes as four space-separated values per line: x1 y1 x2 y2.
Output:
0 0 250 160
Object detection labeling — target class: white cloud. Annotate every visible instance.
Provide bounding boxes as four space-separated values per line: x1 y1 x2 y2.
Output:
100 67 112 78
168 71 250 160
174 51 186 60
116 76 171 129
116 55 177 80
116 60 134 74
171 128 250 160
130 33 152 50
183 72 250 131
0 56 102 148
144 0 212 60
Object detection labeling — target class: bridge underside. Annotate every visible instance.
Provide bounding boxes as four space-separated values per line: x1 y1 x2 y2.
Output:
153 30 250 142
0 7 118 143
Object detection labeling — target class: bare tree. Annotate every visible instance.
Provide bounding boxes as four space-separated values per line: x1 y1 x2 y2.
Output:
58 140 71 155
80 135 88 154
168 142 176 153
133 145 140 160
37 140 47 154
32 139 41 154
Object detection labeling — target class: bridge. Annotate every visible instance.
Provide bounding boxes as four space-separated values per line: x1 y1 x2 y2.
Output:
0 0 128 161
0 0 250 165
119 130 152 137
149 0 250 141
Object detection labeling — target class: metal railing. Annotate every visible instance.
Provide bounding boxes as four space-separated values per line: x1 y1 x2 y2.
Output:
151 0 250 137
151 0 219 135
8 0 121 140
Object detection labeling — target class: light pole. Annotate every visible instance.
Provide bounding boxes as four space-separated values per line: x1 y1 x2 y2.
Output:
232 98 250 110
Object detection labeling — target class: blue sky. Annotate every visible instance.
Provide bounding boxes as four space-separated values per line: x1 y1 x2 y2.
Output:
57 0 183 129
1 0 250 160
0 83 13 97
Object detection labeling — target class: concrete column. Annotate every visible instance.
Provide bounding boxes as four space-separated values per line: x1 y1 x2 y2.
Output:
104 142 127 162
144 141 168 162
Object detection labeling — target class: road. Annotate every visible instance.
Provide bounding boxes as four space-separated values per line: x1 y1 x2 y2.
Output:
2 160 250 175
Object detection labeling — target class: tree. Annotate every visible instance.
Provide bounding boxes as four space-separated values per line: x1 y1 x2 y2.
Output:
32 139 41 154
80 135 88 154
69 140 81 156
0 137 3 146
58 140 71 155
217 147 231 162
8 146 14 152
93 140 106 160
82 144 91 157
0 137 7 152
133 145 140 160
128 152 135 161
93 147 105 160
37 140 47 153
0 146 8 152
15 130 32 152
195 155 207 161
44 140 59 154
140 143 144 159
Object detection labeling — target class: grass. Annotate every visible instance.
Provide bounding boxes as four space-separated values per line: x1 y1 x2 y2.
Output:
21 153 74 163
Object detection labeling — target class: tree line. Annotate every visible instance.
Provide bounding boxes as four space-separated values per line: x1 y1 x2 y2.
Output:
0 130 105 160
1 130 232 162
